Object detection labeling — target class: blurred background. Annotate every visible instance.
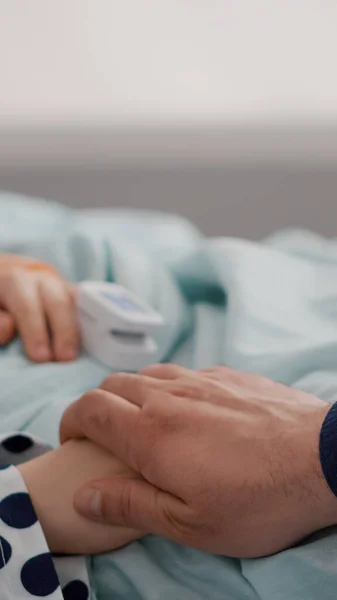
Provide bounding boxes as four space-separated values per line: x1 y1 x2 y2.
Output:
1 0 337 239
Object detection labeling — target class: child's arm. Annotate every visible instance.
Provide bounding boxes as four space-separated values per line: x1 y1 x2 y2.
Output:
18 438 143 555
0 432 141 599
0 253 79 362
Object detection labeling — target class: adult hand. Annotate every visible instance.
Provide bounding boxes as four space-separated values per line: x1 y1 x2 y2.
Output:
0 254 79 362
60 364 336 557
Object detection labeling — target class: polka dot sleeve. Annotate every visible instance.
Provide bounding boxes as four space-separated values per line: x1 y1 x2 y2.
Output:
0 433 91 600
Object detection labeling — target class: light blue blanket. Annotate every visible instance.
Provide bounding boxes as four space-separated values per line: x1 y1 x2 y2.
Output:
1 193 337 600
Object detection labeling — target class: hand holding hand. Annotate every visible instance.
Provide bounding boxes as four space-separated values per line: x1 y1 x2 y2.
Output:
60 364 336 557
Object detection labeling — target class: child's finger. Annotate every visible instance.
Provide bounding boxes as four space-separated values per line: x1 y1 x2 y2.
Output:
3 270 52 362
40 277 79 362
0 310 16 345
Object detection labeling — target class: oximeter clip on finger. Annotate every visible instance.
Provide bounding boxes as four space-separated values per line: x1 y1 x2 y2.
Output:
76 281 164 372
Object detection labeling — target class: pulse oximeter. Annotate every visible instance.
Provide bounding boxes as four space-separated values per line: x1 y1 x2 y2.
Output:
77 281 164 372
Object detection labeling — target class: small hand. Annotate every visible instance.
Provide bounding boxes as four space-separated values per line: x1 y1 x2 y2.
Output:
60 364 335 558
0 254 79 362
18 439 142 555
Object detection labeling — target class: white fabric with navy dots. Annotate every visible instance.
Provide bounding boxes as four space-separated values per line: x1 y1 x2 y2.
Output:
0 432 91 599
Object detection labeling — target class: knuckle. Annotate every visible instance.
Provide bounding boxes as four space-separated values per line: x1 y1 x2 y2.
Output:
142 363 188 379
168 375 205 399
100 372 132 390
135 376 152 398
77 389 112 433
100 373 151 402
41 278 72 305
79 388 108 410
158 363 185 377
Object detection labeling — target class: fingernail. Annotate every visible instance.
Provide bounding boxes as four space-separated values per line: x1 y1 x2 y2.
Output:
34 345 51 361
75 488 102 519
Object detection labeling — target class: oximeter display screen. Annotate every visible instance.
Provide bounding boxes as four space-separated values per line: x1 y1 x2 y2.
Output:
101 292 144 313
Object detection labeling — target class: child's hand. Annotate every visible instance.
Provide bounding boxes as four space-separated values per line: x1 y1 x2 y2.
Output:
0 254 79 362
18 439 143 555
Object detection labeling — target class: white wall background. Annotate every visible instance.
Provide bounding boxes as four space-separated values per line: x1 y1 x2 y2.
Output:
1 1 337 238
1 0 337 128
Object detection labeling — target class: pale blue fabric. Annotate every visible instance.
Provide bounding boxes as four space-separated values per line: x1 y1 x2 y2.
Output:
1 192 337 599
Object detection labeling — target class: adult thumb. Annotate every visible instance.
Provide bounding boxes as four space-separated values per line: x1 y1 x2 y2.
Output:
74 476 186 541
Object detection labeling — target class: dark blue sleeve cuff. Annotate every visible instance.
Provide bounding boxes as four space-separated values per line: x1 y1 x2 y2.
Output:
319 401 337 497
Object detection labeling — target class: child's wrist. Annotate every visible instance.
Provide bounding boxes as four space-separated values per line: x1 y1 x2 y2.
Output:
17 455 60 552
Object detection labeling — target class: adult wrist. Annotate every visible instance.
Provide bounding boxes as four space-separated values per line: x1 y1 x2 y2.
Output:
279 402 337 542
305 402 337 531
